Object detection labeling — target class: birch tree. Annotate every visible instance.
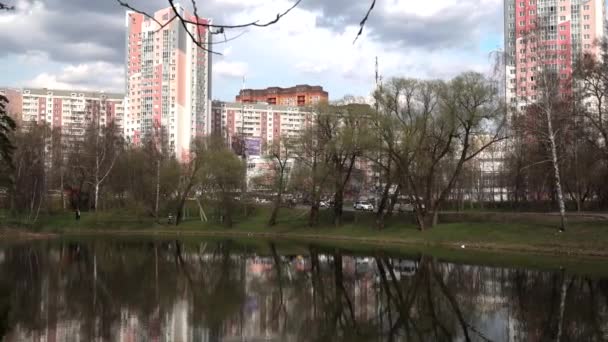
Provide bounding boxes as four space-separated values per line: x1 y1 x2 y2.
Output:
82 122 123 211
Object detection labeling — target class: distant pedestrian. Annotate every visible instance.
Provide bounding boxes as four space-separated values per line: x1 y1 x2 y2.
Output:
75 209 81 221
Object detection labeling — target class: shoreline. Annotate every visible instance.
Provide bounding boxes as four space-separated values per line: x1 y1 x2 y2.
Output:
3 208 608 259
48 228 608 259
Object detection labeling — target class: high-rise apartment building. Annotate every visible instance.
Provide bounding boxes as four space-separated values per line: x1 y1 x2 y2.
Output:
211 101 314 153
504 0 605 111
0 87 124 137
236 85 328 106
125 5 212 160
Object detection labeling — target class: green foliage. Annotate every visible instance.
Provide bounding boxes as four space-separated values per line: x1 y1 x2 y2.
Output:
0 94 17 184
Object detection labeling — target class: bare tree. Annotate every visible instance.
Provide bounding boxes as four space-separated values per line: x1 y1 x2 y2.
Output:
377 73 506 230
268 137 294 226
316 103 374 226
8 123 49 223
292 116 333 227
82 122 123 211
0 94 16 171
514 19 573 231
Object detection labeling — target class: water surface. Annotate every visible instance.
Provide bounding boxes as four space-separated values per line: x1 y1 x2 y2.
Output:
0 238 607 341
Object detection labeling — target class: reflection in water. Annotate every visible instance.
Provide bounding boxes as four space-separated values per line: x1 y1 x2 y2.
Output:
0 240 607 341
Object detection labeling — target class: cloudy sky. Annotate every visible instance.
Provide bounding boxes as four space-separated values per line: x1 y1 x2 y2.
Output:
0 0 504 101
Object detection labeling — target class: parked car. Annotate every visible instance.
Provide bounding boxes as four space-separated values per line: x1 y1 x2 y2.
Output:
354 201 374 211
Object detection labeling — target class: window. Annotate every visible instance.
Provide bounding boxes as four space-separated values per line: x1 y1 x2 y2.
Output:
519 11 524 16
520 20 526 25
584 15 590 20
584 34 590 39
584 5 589 10
584 24 590 29
560 16 566 21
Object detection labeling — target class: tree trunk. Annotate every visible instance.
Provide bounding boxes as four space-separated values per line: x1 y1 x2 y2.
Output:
60 171 66 211
386 184 401 217
155 159 160 219
431 209 439 227
547 109 567 232
94 182 99 213
375 180 392 229
556 269 569 342
269 170 284 226
333 190 344 227
309 204 320 227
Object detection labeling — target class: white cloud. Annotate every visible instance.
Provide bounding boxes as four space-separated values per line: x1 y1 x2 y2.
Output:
214 60 249 79
1 0 502 100
295 61 329 74
24 62 124 92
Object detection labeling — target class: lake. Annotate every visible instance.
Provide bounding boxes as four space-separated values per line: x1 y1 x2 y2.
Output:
0 238 607 341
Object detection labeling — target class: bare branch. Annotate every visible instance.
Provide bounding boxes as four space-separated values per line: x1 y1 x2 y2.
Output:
180 0 303 29
118 0 298 54
116 0 164 27
353 0 376 44
191 0 202 47
0 2 14 11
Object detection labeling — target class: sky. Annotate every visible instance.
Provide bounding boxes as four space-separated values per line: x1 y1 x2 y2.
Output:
0 0 505 101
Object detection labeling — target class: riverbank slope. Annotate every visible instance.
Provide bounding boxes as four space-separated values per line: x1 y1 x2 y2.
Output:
3 208 608 258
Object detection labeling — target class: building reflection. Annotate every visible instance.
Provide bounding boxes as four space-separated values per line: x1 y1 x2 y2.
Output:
0 241 607 341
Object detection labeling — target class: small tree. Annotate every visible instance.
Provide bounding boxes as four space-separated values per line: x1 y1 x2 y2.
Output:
81 122 123 211
0 94 16 181
200 142 245 227
268 137 294 226
292 123 332 226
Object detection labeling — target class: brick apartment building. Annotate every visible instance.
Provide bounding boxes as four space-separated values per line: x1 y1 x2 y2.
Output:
236 85 328 106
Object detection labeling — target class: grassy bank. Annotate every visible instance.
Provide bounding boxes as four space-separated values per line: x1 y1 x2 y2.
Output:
5 206 608 258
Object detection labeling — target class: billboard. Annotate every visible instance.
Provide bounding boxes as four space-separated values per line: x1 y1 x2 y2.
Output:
245 137 262 157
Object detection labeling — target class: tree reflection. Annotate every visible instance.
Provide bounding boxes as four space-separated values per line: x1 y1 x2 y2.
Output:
0 240 607 341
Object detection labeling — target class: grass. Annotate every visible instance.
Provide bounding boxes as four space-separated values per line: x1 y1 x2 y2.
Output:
5 205 607 259
3 206 608 277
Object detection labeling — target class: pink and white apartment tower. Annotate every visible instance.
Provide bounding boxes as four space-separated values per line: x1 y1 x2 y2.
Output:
504 0 605 111
124 5 212 160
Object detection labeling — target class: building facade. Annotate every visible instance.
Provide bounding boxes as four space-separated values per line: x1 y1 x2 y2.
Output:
504 0 605 111
0 87 124 137
125 5 212 160
211 101 314 154
236 85 328 106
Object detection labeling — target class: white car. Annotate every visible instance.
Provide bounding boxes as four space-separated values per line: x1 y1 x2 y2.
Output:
355 201 374 211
